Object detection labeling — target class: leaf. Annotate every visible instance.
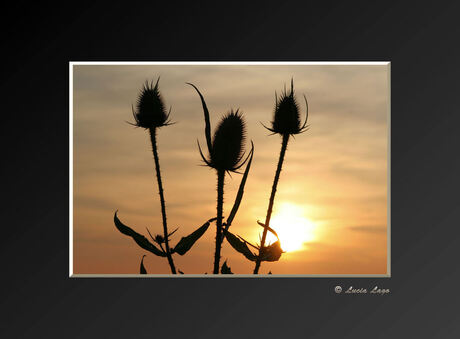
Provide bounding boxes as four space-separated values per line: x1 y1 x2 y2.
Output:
301 94 309 131
197 139 213 167
114 211 166 257
173 217 216 255
178 270 184 274
268 271 272 274
226 141 254 228
224 231 257 261
187 83 213 154
167 227 179 238
140 255 147 274
257 220 279 239
236 234 259 250
260 241 283 262
220 260 233 274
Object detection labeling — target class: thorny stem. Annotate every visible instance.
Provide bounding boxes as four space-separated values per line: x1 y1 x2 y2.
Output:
149 128 177 274
253 133 289 274
213 169 225 274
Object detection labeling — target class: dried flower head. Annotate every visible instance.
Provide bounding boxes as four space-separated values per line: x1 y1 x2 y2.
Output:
197 109 248 173
155 234 165 244
264 79 309 136
132 77 172 129
208 110 246 172
187 83 250 173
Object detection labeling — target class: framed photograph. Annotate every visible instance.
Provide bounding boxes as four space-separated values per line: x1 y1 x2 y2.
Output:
70 62 390 277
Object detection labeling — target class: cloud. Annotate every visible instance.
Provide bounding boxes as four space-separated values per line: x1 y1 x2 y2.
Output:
348 225 387 234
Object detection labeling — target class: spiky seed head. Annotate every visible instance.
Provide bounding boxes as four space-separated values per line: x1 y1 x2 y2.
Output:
266 79 309 136
189 83 250 173
155 234 165 244
210 110 246 172
259 240 284 262
132 78 171 129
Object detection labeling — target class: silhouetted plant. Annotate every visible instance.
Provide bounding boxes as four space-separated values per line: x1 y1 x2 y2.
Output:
253 79 309 274
140 255 147 274
221 79 309 274
114 78 216 274
220 260 233 274
188 83 254 274
132 78 176 273
112 77 310 275
114 211 216 273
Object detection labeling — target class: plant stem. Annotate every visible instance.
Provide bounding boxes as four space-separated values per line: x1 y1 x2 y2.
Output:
149 128 176 274
213 169 225 274
253 133 289 274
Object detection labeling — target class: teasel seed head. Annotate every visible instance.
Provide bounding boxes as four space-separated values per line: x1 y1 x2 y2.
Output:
263 79 309 136
155 234 165 244
209 110 247 172
188 83 250 173
132 77 172 129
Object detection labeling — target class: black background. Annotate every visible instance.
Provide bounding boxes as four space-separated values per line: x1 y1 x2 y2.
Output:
2 1 459 337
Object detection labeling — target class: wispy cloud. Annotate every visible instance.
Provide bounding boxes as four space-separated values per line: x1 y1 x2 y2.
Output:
73 64 389 274
348 225 387 234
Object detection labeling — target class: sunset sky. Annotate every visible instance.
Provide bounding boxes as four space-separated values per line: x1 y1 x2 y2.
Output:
72 63 389 275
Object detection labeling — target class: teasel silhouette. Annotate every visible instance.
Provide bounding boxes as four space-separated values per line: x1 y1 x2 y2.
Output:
188 83 254 274
217 80 308 273
114 78 216 274
250 78 309 274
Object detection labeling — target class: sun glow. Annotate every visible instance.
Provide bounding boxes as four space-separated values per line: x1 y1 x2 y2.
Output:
265 203 316 252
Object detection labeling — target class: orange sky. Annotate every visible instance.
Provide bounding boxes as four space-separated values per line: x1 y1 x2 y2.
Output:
72 63 389 275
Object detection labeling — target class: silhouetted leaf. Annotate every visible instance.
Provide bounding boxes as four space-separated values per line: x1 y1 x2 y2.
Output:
173 218 216 255
224 231 257 261
167 227 179 238
197 139 213 167
221 260 233 274
257 220 279 239
187 83 213 154
300 94 309 132
268 271 272 274
114 211 166 257
140 255 147 274
260 241 283 262
178 270 184 274
226 141 254 228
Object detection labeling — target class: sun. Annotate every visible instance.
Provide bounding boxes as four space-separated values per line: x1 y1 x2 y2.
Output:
265 202 316 252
